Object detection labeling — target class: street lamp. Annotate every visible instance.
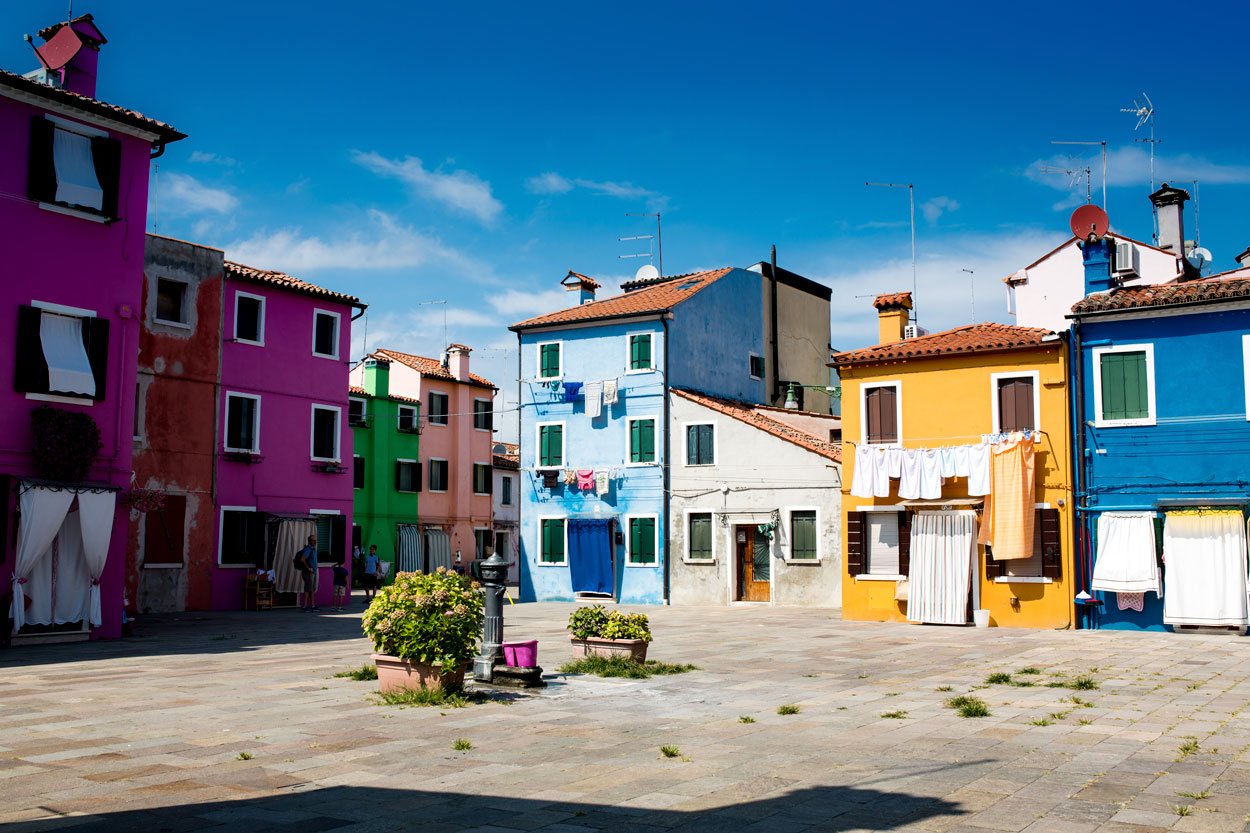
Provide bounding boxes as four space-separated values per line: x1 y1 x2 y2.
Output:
783 382 842 411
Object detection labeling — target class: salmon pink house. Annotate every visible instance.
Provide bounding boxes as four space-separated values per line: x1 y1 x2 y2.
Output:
0 14 184 642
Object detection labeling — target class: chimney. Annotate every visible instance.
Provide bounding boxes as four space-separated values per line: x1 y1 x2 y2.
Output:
561 271 600 306
1079 238 1115 296
1235 247 1250 269
873 292 912 345
364 355 390 397
32 15 107 98
446 344 472 382
1149 183 1190 255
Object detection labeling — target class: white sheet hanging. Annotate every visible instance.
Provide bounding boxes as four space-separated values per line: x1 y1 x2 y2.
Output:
966 443 991 496
1162 512 1248 627
273 519 315 594
40 312 96 396
1090 512 1161 595
919 449 943 499
585 380 602 419
906 510 976 625
850 444 875 499
52 127 103 210
871 447 891 498
10 486 74 631
77 490 116 626
53 507 89 624
898 449 921 500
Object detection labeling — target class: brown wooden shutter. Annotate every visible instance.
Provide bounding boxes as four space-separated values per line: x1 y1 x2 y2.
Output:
1040 507 1062 579
845 511 865 574
1017 379 1034 430
14 305 49 394
90 136 122 219
84 316 109 401
998 380 1016 432
897 511 911 576
866 389 881 443
983 545 1004 579
415 462 422 492
394 461 404 491
27 117 56 203
880 386 897 442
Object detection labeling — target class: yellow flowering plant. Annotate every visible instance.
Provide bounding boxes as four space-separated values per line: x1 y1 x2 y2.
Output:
361 568 485 668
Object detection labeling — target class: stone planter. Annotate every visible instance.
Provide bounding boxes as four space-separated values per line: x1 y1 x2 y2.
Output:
372 653 466 693
570 637 648 663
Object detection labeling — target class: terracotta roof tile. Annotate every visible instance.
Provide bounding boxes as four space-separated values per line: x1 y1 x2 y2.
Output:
562 270 601 290
511 268 734 329
347 385 421 406
832 322 1054 366
873 291 913 310
0 68 185 142
348 385 367 396
224 261 363 306
493 453 519 470
674 389 841 463
372 349 497 390
1071 277 1250 314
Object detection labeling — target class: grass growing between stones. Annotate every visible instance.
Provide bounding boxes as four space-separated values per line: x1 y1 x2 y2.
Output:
333 664 378 681
881 710 908 719
986 672 1013 685
738 716 755 724
1172 804 1194 816
557 656 699 679
1177 789 1211 800
1017 667 1041 675
944 695 990 718
1069 675 1099 690
452 738 472 751
1030 717 1053 726
370 687 484 708
660 745 681 758
777 704 801 715
1176 739 1201 760
234 751 252 761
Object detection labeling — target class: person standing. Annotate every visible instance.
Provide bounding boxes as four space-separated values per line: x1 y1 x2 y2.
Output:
295 534 319 612
363 544 381 604
331 560 349 611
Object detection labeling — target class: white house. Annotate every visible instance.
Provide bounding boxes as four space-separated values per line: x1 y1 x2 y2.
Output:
491 442 520 583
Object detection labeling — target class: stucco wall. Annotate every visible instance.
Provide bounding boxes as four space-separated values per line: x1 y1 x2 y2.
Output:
773 280 834 413
493 465 520 582
669 394 842 606
669 269 768 403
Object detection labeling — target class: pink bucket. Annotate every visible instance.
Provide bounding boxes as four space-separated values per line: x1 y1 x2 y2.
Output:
502 640 538 667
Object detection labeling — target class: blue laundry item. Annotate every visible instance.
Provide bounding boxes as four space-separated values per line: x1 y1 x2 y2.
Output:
568 519 613 595
563 381 583 402
547 380 561 393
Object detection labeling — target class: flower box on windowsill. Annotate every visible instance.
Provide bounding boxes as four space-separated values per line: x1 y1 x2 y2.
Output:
221 451 263 464
397 425 421 435
312 461 345 474
348 418 370 429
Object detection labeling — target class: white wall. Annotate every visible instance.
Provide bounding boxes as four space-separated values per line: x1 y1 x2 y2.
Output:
493 466 520 582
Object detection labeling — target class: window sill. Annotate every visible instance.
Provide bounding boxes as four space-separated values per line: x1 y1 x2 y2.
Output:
625 461 657 468
625 368 654 375
427 421 448 428
143 563 183 569
1093 419 1156 428
38 202 113 224
222 451 263 464
429 489 448 494
626 561 659 568
218 563 261 569
784 558 822 565
26 392 93 406
993 576 1052 584
153 318 191 329
537 560 567 567
682 558 716 565
232 338 265 347
684 462 716 468
396 489 417 494
856 574 905 581
312 352 340 361
473 491 491 497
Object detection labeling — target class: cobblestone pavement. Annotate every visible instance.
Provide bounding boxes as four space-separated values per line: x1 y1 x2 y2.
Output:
4 603 1250 833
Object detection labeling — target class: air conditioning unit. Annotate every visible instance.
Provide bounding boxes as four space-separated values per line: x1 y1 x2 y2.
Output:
903 324 929 339
1114 241 1140 278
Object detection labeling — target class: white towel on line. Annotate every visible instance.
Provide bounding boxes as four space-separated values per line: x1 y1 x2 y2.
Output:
1090 512 1161 595
871 447 891 498
919 448 943 499
966 443 991 496
584 381 602 418
602 379 618 405
850 444 875 499
897 449 921 500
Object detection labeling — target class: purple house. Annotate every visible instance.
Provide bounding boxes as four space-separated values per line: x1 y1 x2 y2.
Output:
1 15 183 643
212 262 365 610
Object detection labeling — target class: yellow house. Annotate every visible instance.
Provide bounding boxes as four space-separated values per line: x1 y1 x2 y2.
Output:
831 293 1075 629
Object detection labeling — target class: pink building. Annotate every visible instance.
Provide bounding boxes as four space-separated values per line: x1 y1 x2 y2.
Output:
1 15 184 643
349 347 497 571
212 262 365 609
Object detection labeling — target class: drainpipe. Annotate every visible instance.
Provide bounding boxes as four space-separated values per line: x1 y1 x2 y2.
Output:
1069 317 1091 629
662 312 672 604
515 331 523 590
769 245 780 406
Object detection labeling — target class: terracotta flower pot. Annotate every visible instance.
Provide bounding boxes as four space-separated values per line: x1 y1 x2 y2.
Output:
570 637 648 663
372 653 467 693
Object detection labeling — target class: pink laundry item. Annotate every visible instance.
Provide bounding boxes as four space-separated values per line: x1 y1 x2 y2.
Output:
576 469 595 490
1117 592 1145 612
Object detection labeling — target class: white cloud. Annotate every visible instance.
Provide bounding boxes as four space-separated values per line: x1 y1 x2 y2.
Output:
352 151 503 224
526 172 573 194
1028 145 1250 203
188 150 236 166
921 195 959 223
159 172 238 214
526 172 667 210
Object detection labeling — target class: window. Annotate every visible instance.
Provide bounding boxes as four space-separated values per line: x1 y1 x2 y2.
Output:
749 353 765 380
353 455 365 490
428 392 448 426
540 518 566 564
494 531 509 558
846 511 908 577
233 292 264 345
538 342 561 379
155 279 187 325
473 463 493 495
987 508 1062 581
475 529 492 559
397 405 418 433
224 393 260 453
685 423 714 465
474 399 493 431
1093 345 1155 426
628 417 656 464
789 510 818 561
219 508 265 566
866 513 901 574
27 117 121 218
862 382 900 444
993 372 1037 433
144 494 186 566
429 458 449 492
348 397 367 427
395 459 420 493
310 405 340 461
537 423 564 468
312 512 346 564
501 475 514 506
628 516 657 565
628 333 653 371
687 512 713 561
14 304 108 401
313 310 339 359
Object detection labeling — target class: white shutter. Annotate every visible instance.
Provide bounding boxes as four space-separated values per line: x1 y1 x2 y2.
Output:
867 512 901 575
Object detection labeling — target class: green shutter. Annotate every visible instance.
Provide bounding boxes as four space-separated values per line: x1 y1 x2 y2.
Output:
792 511 817 559
690 514 712 560
686 424 698 465
540 425 562 467
630 334 651 370
630 518 656 563
631 419 654 463
630 420 641 462
542 519 564 563
1101 351 1148 421
540 343 560 378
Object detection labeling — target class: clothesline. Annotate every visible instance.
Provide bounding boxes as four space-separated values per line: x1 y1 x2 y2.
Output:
844 430 1050 446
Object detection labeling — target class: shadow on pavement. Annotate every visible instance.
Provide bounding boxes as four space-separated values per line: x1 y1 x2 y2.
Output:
10 782 965 832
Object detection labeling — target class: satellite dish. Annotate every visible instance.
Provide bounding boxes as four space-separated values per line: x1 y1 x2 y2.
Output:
1187 247 1213 271
1070 204 1109 241
634 264 660 281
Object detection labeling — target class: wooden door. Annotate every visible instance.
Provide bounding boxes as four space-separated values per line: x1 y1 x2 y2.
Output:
737 526 771 602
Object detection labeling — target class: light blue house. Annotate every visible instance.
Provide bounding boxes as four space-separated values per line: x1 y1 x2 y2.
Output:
510 265 833 603
1070 185 1250 632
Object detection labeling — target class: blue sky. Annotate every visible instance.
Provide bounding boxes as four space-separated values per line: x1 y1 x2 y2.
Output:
8 1 1250 438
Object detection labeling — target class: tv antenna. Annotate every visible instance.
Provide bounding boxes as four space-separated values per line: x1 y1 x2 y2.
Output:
625 213 662 276
1121 93 1160 241
1051 140 1106 210
1040 158 1092 204
961 268 975 324
419 300 447 350
618 233 654 267
865 182 917 326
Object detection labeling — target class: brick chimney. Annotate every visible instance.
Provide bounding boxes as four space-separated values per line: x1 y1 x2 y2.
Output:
32 15 107 98
873 292 912 345
561 271 600 306
1149 183 1189 255
447 344 472 382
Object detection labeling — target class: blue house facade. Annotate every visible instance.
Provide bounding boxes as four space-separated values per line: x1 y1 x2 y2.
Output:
511 266 832 604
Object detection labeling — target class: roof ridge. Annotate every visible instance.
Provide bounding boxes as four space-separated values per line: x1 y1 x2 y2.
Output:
511 267 735 330
673 388 841 462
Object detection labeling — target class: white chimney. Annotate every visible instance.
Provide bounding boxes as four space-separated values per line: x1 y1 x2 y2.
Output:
446 344 471 382
1149 183 1189 254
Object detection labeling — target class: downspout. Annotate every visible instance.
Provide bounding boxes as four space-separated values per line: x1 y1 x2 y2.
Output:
1069 316 1090 629
662 312 672 604
769 245 780 406
515 331 523 590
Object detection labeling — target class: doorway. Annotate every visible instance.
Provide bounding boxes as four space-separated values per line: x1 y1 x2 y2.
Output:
735 525 771 602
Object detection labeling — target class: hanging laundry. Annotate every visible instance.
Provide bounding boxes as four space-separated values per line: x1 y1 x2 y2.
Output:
952 445 971 478
576 469 595 490
966 443 991 496
1117 592 1145 611
595 470 610 496
897 448 921 500
540 470 559 489
563 382 583 402
850 444 876 498
919 448 942 499
584 381 603 418
602 379 619 405
1162 510 1248 627
871 447 891 498
939 446 959 479
1090 512 1161 597
562 469 577 486
886 446 903 479
547 380 561 393
983 435 1035 560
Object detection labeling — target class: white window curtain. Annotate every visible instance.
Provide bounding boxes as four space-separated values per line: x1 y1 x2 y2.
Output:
424 528 453 573
1091 512 1161 595
10 486 74 631
52 127 104 210
1162 511 1248 627
906 510 976 625
273 519 315 594
40 312 96 396
53 507 89 624
77 490 116 626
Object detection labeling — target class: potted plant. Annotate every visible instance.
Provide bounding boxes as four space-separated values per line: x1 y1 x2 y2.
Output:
567 604 652 662
362 567 484 693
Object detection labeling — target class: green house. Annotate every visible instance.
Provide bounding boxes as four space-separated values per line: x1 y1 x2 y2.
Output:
349 356 421 577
